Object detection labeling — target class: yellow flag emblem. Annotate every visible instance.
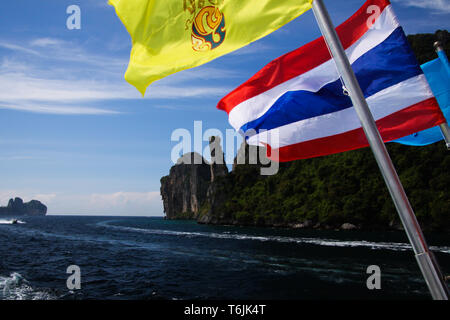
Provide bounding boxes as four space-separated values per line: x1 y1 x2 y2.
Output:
109 0 312 95
191 5 226 52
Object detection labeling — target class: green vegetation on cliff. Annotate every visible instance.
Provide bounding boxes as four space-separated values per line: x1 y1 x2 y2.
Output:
407 30 449 64
210 142 449 230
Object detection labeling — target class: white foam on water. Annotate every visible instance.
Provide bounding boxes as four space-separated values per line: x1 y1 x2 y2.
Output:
0 273 54 300
0 219 25 225
99 222 450 254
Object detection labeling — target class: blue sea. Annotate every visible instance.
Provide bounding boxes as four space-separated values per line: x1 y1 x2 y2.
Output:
0 216 449 300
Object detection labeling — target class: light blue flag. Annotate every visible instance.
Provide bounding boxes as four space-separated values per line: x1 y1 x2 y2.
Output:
394 50 450 146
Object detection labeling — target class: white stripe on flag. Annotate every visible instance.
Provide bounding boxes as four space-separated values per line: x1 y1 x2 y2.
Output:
248 74 433 148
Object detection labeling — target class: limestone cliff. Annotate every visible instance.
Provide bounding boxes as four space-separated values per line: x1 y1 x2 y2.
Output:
0 197 47 217
160 137 272 223
160 142 228 220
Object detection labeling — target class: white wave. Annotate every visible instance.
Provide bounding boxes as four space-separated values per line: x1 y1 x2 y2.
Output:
0 273 54 300
99 223 450 254
0 219 25 225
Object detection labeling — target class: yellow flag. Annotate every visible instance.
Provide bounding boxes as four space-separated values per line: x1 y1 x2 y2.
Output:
109 0 312 95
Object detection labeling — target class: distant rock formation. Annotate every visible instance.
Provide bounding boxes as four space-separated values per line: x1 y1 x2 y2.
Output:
209 136 228 182
0 197 47 217
160 143 228 220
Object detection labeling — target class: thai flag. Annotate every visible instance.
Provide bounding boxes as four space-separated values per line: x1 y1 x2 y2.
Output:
217 0 446 162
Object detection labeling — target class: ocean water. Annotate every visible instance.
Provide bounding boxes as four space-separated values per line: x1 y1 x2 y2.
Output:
0 216 449 300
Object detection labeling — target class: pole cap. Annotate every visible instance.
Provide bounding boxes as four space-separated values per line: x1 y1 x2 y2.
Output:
434 41 443 52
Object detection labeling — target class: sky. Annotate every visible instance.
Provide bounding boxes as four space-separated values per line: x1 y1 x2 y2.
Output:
0 0 448 216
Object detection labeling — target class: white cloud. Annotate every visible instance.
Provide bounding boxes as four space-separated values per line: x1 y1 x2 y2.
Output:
0 71 229 110
0 38 233 115
88 191 160 209
32 193 57 204
0 72 139 102
1 38 126 69
30 38 65 48
392 0 450 13
0 42 40 56
0 102 121 115
147 84 230 99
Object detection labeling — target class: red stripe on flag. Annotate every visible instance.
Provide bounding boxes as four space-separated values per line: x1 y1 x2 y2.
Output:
266 98 445 162
218 0 392 114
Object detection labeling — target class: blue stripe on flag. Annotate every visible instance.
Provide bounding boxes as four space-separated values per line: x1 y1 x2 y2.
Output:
240 28 423 133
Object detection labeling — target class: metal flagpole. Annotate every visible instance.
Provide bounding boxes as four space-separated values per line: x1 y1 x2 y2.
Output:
311 0 449 300
439 122 450 150
433 41 450 149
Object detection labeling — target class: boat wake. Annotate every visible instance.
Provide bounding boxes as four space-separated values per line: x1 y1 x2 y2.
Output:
0 219 25 225
98 222 450 254
0 273 54 300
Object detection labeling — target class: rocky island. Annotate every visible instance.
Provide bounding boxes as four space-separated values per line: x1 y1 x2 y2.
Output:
0 197 47 217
